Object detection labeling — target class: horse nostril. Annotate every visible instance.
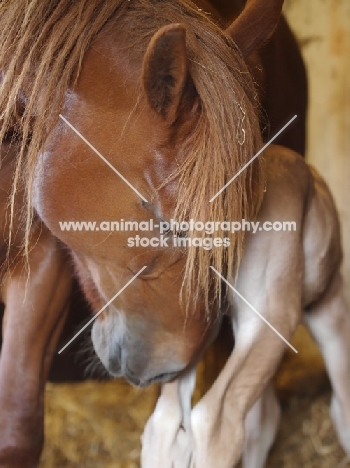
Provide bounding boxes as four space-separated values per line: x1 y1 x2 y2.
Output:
115 343 122 361
107 343 122 376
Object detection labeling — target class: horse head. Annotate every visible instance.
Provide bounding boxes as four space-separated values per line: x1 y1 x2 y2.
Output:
31 0 283 387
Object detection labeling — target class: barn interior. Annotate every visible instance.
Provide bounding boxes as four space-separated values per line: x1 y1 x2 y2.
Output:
1 0 349 467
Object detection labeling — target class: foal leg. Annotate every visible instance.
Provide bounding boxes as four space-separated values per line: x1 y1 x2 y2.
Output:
189 245 303 468
243 383 281 468
141 366 197 468
0 227 72 468
304 272 350 456
190 319 293 468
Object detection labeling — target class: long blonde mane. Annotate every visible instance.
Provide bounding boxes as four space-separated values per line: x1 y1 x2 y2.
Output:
0 0 264 314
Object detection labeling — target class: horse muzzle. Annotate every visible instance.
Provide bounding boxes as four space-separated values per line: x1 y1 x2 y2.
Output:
91 313 185 387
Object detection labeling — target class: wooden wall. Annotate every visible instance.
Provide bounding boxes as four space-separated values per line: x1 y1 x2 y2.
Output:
284 0 350 302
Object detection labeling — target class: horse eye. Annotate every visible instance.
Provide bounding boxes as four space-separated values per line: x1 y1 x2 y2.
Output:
141 200 152 210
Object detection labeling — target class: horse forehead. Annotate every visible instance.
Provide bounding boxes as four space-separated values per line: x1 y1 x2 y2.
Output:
59 39 170 161
73 37 140 111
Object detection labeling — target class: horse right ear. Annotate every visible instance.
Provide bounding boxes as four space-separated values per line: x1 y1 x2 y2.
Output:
226 0 284 58
142 24 189 125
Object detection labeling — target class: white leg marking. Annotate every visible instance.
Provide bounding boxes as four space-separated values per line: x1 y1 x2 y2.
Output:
141 366 197 468
243 383 281 468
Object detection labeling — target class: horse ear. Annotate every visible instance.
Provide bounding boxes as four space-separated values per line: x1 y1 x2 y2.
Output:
226 0 284 58
142 24 188 124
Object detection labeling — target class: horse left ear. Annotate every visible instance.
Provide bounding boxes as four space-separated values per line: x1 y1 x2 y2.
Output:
226 0 284 58
142 24 188 125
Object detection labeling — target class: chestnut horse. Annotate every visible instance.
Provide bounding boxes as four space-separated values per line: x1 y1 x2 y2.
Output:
0 1 349 468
